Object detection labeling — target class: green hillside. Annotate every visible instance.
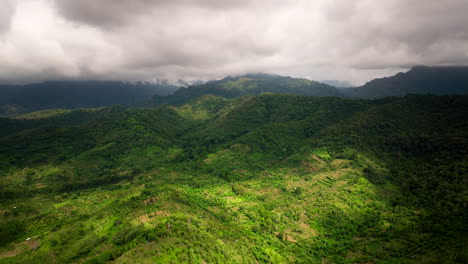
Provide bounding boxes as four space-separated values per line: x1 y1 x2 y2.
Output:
0 94 466 263
0 106 127 138
151 74 338 105
152 67 468 106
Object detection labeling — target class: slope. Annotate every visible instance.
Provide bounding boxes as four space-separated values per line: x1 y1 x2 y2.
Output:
342 66 468 99
0 94 466 263
151 74 338 105
0 106 128 138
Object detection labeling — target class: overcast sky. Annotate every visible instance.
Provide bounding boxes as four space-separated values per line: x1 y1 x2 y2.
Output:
1 0 467 85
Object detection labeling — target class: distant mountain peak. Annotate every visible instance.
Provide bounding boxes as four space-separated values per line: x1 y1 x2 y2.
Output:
152 74 337 105
342 66 468 99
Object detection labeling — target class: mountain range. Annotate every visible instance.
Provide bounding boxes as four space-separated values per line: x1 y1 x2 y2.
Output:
151 74 338 105
341 66 468 98
2 66 468 117
150 66 468 105
0 81 178 117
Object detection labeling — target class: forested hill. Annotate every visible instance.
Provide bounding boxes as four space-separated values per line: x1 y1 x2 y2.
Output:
0 94 466 263
3 67 467 118
0 81 178 117
341 66 468 98
151 74 338 105
152 67 468 106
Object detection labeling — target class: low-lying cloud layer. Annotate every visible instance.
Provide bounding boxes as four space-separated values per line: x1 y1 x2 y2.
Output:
1 0 467 85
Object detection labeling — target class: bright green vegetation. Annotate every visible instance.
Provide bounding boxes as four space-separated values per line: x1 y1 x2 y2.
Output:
13 108 105 120
0 94 467 263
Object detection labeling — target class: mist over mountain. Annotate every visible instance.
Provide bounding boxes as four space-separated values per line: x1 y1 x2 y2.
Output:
0 81 178 117
150 67 468 105
2 66 468 118
321 80 354 88
151 74 338 105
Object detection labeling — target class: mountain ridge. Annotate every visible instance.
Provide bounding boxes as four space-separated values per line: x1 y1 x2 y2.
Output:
0 80 179 117
2 66 468 118
343 66 468 98
151 74 338 105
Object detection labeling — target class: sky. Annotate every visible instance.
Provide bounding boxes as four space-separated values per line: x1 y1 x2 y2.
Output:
0 0 467 85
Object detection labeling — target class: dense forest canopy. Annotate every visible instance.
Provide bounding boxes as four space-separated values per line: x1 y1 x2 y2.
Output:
0 92 466 263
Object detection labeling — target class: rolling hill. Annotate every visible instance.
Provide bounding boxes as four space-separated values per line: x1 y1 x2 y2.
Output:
0 94 466 263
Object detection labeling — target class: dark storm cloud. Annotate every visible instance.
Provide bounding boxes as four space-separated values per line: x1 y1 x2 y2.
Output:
0 0 467 85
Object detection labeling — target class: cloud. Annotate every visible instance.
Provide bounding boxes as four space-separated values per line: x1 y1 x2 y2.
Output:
52 0 255 29
0 0 467 85
0 0 16 34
